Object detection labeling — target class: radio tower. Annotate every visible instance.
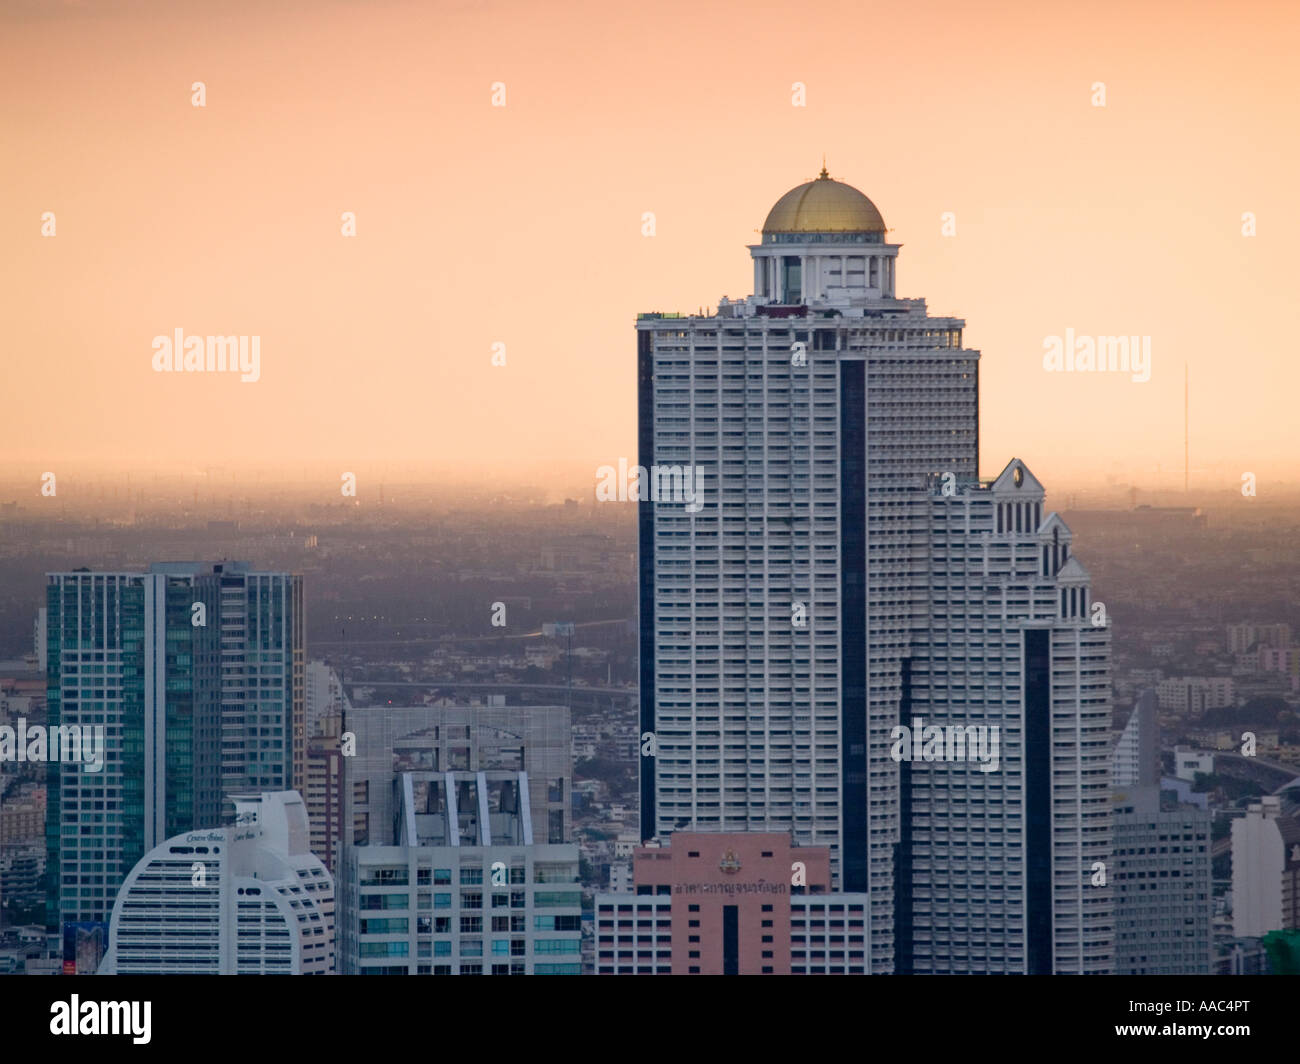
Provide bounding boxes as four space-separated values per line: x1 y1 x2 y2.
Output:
1184 364 1189 492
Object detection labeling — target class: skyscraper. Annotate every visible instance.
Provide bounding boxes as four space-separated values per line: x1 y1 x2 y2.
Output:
903 461 1112 974
636 169 1112 972
44 562 304 940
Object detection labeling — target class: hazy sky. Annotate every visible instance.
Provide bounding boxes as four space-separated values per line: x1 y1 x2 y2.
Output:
3 0 1297 493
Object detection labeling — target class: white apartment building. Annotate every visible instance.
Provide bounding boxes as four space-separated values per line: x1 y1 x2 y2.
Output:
98 791 334 974
1157 676 1234 714
1174 747 1215 782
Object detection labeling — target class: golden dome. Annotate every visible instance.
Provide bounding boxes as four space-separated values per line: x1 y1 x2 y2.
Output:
762 168 886 235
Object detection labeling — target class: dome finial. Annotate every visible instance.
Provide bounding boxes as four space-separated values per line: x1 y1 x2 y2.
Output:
819 154 829 180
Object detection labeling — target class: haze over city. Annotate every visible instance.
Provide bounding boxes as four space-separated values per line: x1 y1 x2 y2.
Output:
3 0 1298 490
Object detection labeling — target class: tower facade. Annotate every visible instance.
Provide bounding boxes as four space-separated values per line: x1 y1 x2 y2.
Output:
44 562 303 939
904 462 1113 973
637 169 1112 972
1112 786 1212 974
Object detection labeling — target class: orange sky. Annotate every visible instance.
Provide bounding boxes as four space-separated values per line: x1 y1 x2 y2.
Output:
2 0 1297 494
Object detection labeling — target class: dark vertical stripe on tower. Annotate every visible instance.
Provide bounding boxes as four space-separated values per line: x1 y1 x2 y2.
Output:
840 360 867 892
894 657 914 973
637 328 657 841
1024 628 1053 974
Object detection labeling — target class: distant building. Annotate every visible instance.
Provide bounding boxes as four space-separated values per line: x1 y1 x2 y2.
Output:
1215 938 1271 975
1232 797 1300 938
306 661 351 737
33 608 46 674
305 716 356 875
98 791 334 975
0 785 46 846
608 861 632 894
1283 838 1300 931
1157 676 1234 715
594 833 868 975
1174 747 1215 783
1112 691 1160 788
0 845 45 914
1258 646 1300 692
1228 623 1292 656
1112 786 1212 974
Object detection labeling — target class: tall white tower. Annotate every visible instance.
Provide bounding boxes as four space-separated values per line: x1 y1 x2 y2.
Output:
636 167 1112 973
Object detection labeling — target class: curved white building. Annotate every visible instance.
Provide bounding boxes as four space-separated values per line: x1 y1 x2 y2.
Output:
99 791 334 974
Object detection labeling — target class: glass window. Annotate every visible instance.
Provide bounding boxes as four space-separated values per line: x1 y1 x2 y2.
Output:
535 938 580 954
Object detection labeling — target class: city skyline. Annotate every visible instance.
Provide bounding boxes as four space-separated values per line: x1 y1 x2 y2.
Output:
4 0 1300 1018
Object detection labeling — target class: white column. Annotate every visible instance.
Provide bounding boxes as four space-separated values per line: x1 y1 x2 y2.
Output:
754 256 764 297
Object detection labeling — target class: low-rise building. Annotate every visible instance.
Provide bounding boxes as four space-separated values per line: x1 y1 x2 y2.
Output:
595 833 868 975
1158 677 1235 715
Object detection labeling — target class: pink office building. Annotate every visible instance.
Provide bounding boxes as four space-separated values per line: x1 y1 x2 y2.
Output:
594 832 868 975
